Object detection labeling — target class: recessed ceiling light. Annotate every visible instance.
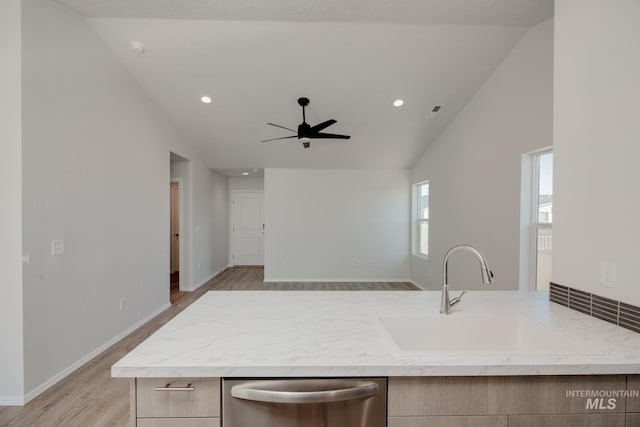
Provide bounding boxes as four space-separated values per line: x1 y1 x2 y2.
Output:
393 99 404 107
242 172 249 176
200 96 212 104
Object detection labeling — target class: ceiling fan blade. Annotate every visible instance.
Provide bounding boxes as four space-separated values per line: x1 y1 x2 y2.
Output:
310 132 351 140
261 135 297 143
309 119 337 133
267 122 296 133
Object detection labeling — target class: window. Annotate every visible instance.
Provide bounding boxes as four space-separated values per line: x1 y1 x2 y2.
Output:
415 181 429 258
533 150 553 290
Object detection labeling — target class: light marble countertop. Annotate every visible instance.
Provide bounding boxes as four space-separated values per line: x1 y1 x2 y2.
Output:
111 291 640 378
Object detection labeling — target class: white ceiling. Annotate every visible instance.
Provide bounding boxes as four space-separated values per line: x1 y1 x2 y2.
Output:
57 0 553 170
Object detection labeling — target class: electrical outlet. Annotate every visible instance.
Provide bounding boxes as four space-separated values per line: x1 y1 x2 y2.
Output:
52 240 65 256
601 262 616 288
119 298 125 311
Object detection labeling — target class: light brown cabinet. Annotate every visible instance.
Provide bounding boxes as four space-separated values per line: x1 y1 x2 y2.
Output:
507 414 625 427
388 375 627 416
388 375 634 427
137 419 220 427
131 378 220 427
128 375 640 426
388 415 507 427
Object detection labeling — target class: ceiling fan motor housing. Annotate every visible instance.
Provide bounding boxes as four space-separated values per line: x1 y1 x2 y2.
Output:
300 137 311 148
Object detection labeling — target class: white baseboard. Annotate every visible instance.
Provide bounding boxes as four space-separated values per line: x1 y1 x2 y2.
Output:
192 265 229 291
20 302 170 406
410 280 427 290
263 278 413 283
0 395 26 406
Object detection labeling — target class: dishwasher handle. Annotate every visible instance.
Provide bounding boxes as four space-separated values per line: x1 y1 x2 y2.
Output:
230 380 379 404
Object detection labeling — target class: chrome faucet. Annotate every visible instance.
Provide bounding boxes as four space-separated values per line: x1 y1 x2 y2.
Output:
440 245 494 314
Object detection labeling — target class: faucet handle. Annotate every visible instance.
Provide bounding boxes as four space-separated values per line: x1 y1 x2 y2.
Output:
449 291 467 307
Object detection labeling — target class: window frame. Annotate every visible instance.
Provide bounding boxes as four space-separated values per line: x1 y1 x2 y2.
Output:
413 180 429 259
530 148 553 291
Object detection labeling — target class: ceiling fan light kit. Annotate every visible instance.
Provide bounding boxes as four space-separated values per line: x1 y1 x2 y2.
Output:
261 97 351 149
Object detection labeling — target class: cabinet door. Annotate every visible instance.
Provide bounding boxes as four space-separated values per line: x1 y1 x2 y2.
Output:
137 418 219 427
388 415 506 427
508 414 624 427
388 376 627 416
627 375 640 412
136 378 220 418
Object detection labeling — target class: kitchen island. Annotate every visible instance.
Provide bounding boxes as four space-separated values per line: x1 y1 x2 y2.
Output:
113 291 640 426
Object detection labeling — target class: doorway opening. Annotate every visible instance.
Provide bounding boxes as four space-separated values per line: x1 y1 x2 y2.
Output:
170 151 192 301
170 180 181 303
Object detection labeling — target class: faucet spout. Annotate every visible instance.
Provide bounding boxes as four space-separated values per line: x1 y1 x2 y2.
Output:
440 245 493 314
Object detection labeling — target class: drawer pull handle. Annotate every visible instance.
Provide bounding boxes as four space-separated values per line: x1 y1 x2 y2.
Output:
155 383 195 392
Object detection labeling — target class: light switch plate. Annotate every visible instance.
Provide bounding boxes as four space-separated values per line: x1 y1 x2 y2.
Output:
52 240 65 256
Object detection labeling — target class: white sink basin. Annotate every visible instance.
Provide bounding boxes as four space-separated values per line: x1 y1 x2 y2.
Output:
377 315 601 356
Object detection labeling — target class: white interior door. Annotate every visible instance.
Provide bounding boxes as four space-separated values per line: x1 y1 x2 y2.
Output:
232 191 264 266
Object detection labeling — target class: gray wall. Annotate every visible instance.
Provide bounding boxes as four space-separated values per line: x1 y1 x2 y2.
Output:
19 0 226 401
553 0 640 306
264 169 411 281
0 0 24 403
411 19 554 290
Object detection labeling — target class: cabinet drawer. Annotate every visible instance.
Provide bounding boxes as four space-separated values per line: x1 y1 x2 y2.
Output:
388 415 506 427
137 418 219 427
136 378 220 418
508 414 624 427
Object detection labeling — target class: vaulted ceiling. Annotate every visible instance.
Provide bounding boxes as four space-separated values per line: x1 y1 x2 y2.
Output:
57 0 553 170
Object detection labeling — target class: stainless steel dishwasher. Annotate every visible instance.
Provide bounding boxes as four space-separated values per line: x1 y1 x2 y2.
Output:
222 378 386 427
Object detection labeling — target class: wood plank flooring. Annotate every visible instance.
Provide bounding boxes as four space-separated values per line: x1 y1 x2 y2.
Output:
0 267 418 426
209 267 419 291
169 272 183 304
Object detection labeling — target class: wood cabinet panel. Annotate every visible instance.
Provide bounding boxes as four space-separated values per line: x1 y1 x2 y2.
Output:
508 414 624 427
628 413 640 425
627 375 640 412
130 379 137 427
137 418 219 427
388 415 507 427
388 376 627 416
136 378 220 418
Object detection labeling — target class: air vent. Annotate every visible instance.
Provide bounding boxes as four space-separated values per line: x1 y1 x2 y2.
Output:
429 105 444 119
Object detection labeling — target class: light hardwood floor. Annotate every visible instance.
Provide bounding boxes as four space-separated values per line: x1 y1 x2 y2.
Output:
0 267 418 426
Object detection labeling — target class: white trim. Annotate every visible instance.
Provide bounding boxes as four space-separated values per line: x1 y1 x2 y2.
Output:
412 180 429 259
0 395 25 406
519 147 553 291
409 280 427 290
192 266 229 291
264 278 412 283
20 303 170 406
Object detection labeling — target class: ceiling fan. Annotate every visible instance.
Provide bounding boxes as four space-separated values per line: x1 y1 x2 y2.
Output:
261 97 351 148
